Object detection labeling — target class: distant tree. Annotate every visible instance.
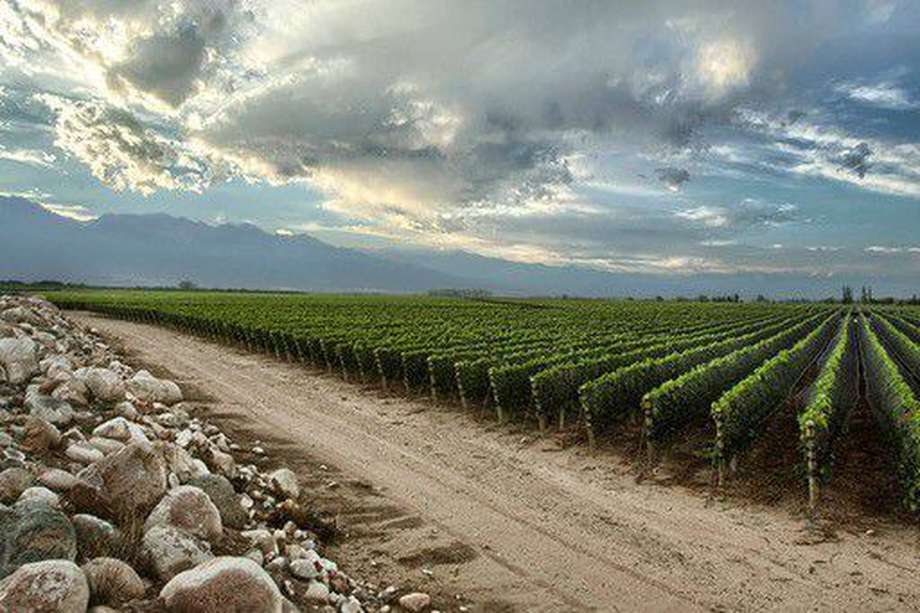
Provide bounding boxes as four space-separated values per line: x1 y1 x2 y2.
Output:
178 279 198 290
756 294 769 303
841 285 854 304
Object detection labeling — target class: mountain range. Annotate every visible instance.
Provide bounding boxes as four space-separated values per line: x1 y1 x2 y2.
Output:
0 196 909 298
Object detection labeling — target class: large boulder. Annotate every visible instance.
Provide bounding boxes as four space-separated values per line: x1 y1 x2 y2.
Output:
25 392 74 426
187 474 247 530
144 486 223 542
0 337 38 385
143 525 212 583
73 367 125 403
159 557 283 613
127 370 182 405
82 557 146 607
69 441 167 519
0 559 89 612
0 500 77 577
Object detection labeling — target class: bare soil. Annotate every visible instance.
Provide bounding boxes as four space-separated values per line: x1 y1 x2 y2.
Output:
74 313 920 613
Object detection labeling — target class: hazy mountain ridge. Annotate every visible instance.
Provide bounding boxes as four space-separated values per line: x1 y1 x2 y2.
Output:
2 196 914 298
0 197 466 292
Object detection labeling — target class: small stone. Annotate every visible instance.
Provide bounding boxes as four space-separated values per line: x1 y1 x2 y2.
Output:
92 417 148 444
65 441 105 464
73 367 125 403
241 529 278 557
82 557 146 607
304 580 330 604
399 592 432 612
17 486 60 508
126 370 182 405
20 416 62 452
340 595 364 613
288 551 322 580
38 468 78 492
88 436 125 455
24 392 74 426
0 467 36 504
72 514 122 560
268 468 300 500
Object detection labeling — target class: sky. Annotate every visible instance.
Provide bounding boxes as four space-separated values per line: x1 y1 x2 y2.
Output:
0 0 918 283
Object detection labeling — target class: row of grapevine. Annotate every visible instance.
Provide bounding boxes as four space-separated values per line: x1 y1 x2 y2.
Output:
642 311 844 452
579 312 828 447
798 314 857 510
530 310 814 430
711 314 843 482
858 313 920 511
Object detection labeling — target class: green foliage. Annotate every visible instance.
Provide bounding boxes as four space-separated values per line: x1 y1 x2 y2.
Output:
711 314 843 465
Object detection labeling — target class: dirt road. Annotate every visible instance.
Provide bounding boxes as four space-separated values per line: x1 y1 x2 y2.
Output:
74 313 919 612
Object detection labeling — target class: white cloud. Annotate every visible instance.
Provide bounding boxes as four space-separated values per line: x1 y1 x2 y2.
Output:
0 144 54 167
865 245 920 254
834 80 917 110
40 202 97 221
37 94 222 195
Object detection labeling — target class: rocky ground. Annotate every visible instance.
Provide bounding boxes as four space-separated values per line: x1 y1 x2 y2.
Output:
0 294 433 613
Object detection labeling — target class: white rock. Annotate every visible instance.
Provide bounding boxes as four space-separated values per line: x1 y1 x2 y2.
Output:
288 550 322 580
66 441 105 464
160 557 283 613
0 560 89 612
24 391 74 426
127 370 183 405
241 529 278 556
143 525 213 582
0 336 38 384
399 592 432 612
304 580 330 604
38 468 78 492
89 436 125 455
17 486 60 508
269 468 300 500
74 367 125 403
340 596 364 613
144 485 223 542
92 417 149 444
114 401 139 420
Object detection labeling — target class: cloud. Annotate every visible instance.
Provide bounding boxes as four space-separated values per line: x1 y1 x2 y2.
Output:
37 94 219 195
865 245 920 254
0 144 54 167
675 199 798 230
40 202 97 221
835 80 917 110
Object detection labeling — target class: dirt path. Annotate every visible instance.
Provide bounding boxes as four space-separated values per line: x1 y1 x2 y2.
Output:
73 313 920 613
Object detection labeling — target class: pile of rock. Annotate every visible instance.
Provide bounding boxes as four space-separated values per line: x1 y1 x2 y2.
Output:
0 295 431 612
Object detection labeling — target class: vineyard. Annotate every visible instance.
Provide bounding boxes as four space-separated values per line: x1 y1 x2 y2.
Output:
49 290 920 517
